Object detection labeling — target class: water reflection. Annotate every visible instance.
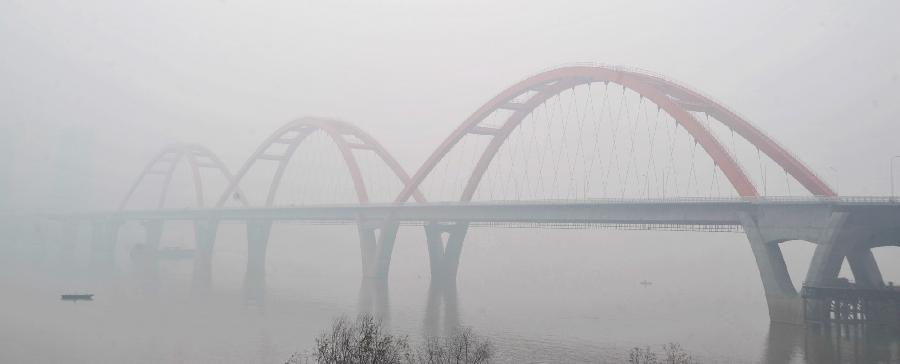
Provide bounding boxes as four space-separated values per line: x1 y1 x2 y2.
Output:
11 221 900 364
764 322 900 363
216 263 900 364
355 277 461 337
358 278 390 323
243 266 267 309
424 279 460 337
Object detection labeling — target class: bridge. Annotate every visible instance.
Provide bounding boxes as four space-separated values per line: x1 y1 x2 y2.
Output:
4 64 899 326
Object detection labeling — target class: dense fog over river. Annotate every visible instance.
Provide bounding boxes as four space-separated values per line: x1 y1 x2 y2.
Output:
2 1 900 363
4 224 900 363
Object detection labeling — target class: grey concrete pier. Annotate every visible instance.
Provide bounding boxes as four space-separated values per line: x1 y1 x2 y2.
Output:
357 220 399 279
243 219 271 305
424 221 469 284
192 219 219 293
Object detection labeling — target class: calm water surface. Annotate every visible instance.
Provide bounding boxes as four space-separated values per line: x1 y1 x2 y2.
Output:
2 223 899 363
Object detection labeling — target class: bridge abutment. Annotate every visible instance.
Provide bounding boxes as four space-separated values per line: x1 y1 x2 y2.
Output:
424 221 469 284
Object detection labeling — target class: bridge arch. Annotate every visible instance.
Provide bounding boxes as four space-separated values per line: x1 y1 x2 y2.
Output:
217 117 424 207
396 65 835 203
119 143 247 210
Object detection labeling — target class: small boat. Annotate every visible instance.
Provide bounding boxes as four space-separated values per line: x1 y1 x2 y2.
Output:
640 280 653 287
61 294 94 302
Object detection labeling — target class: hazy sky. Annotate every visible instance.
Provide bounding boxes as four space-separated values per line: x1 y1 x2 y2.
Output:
2 0 899 210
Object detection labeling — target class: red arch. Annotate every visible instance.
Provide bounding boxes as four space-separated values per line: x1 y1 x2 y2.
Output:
396 65 834 202
217 117 424 207
119 143 247 210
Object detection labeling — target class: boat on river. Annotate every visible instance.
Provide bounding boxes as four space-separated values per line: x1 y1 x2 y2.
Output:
60 294 94 302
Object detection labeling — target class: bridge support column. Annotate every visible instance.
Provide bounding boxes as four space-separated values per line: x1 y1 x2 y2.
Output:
142 220 164 249
740 212 804 324
800 212 862 326
846 248 885 288
90 219 122 273
358 220 399 279
424 221 469 284
803 213 852 286
192 219 219 293
244 219 272 305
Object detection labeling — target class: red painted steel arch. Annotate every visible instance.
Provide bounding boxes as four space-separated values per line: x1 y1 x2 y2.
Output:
396 65 835 202
217 117 425 207
119 143 247 210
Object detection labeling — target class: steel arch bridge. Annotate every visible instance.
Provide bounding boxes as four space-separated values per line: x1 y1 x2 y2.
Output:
396 64 834 203
217 116 426 207
119 142 248 210
59 64 899 326
123 66 838 212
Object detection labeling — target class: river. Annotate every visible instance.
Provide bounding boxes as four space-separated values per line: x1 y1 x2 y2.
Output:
2 222 899 363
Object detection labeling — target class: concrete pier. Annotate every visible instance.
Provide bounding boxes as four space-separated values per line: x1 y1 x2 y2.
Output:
192 219 219 293
424 221 469 284
243 219 271 305
357 220 399 279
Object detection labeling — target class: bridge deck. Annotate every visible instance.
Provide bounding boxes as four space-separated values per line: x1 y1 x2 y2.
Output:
23 197 900 229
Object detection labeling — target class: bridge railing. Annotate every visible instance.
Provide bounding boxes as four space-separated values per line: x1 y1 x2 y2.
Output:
443 195 892 204
11 196 900 220
260 195 898 208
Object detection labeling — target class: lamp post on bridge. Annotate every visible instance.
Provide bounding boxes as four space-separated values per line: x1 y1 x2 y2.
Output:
891 156 900 201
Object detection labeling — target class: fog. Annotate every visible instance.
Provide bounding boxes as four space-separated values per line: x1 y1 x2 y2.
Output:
2 1 900 363
4 0 900 210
